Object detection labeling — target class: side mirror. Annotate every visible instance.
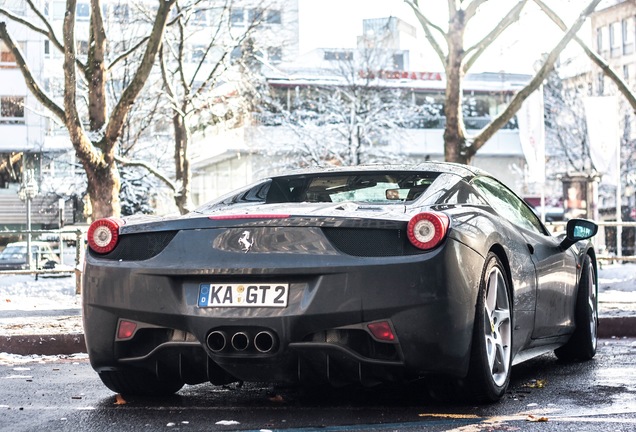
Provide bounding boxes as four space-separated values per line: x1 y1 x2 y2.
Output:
559 219 598 251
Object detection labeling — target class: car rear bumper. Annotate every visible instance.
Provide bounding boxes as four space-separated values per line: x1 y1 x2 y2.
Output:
82 236 484 385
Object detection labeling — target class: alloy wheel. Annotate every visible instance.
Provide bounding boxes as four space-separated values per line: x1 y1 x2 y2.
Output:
484 266 512 387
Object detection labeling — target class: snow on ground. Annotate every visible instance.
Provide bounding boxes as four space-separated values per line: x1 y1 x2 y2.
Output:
0 274 79 311
597 262 636 317
0 274 81 337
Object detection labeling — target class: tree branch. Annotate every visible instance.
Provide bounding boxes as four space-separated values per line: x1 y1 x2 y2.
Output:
0 22 65 122
463 0 528 73
464 0 490 21
115 154 177 191
534 0 636 113
62 0 95 164
404 0 448 66
105 0 176 151
107 12 182 71
467 0 602 158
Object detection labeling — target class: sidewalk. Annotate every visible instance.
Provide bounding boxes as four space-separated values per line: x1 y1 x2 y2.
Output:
1 263 635 356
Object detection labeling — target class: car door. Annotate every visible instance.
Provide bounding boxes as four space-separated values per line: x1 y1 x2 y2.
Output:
471 177 578 339
519 229 578 338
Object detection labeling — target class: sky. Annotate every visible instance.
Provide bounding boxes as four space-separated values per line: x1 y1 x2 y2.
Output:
297 0 595 74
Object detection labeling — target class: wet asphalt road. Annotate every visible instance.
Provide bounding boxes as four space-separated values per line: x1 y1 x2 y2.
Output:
1 338 635 432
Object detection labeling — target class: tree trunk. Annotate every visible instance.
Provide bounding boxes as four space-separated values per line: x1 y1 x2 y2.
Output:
173 112 192 214
85 159 121 219
443 9 471 165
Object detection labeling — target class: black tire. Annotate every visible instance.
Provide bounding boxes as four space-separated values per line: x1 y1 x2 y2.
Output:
554 254 597 361
464 253 513 403
99 367 185 396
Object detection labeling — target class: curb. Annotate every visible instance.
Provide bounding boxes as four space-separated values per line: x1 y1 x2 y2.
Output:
598 316 636 338
1 333 86 356
1 317 634 356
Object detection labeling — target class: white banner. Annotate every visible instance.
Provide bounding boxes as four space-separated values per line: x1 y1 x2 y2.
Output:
584 96 620 186
517 89 546 184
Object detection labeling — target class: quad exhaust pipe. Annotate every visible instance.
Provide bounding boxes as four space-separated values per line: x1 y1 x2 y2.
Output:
254 331 276 353
207 331 227 353
231 332 249 351
206 329 277 354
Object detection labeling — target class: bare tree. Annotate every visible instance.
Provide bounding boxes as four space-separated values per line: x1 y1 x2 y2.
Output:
156 0 267 214
256 38 417 170
405 0 601 165
0 0 176 218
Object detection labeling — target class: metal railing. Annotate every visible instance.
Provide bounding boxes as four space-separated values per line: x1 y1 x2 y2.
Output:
0 228 86 294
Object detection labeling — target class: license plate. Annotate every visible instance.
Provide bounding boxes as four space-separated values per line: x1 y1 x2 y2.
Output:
198 283 289 308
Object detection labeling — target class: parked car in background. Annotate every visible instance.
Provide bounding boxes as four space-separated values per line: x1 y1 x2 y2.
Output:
0 241 61 271
82 162 599 403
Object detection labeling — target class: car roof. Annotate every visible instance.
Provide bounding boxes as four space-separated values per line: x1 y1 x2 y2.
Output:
268 162 487 180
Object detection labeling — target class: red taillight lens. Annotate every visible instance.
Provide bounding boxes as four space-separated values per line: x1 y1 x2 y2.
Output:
87 218 122 254
407 212 449 250
117 320 138 340
367 321 395 342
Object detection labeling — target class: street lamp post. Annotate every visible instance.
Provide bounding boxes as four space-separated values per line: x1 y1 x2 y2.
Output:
18 170 39 270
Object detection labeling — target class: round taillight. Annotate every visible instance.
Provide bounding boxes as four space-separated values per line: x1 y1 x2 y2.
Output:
407 212 449 250
87 218 122 254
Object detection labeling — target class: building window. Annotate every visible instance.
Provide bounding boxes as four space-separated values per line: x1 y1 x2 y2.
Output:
268 47 282 63
52 1 65 20
623 18 634 55
230 46 242 59
76 40 89 56
597 27 603 52
610 22 621 57
76 2 90 20
324 50 353 61
266 10 281 24
112 3 129 20
44 40 50 56
192 8 207 26
230 8 244 26
191 45 206 63
0 41 17 67
0 96 25 124
597 73 605 95
248 8 264 22
0 0 26 15
624 64 630 81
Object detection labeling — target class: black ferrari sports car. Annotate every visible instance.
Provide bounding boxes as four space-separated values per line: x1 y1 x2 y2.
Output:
83 162 598 402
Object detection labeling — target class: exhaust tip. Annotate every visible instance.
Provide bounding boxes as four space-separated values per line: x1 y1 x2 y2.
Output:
254 331 276 353
207 331 227 352
231 332 250 351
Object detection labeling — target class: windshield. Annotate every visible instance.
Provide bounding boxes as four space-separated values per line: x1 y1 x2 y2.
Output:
0 245 27 260
196 171 442 212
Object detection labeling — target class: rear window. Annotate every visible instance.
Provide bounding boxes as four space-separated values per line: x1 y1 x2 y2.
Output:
197 172 441 212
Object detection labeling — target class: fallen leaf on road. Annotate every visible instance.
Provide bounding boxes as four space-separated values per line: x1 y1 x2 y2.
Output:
114 394 127 405
523 379 546 388
527 414 549 422
268 394 284 403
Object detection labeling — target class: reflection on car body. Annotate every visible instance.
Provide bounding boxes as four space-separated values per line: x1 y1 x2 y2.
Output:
82 162 598 403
